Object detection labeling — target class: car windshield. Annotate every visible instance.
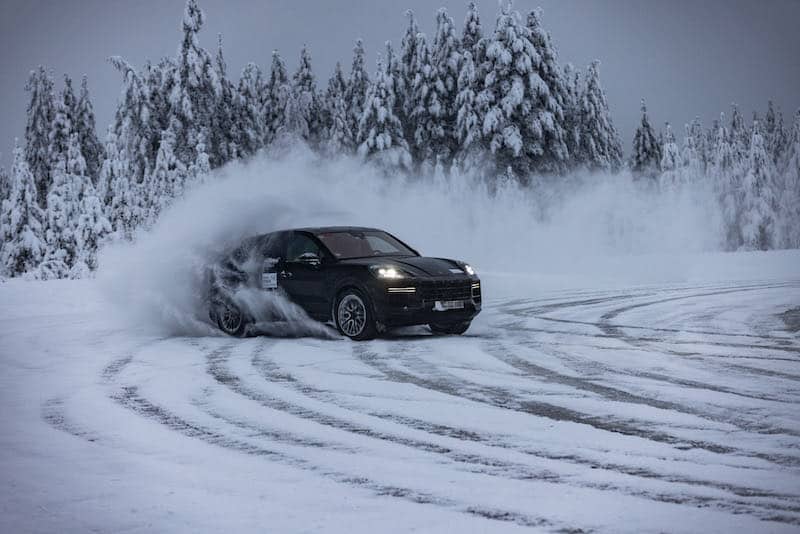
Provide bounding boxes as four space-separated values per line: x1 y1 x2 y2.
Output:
316 231 416 260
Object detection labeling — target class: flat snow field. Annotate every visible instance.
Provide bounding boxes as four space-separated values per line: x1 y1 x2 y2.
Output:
2 251 800 533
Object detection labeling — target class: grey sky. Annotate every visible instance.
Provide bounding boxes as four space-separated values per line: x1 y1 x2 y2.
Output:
1 0 798 168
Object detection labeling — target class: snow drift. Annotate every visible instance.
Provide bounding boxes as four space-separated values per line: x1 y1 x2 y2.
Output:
98 147 725 336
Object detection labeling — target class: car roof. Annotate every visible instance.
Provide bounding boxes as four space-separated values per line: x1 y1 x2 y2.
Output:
291 226 383 235
249 227 386 244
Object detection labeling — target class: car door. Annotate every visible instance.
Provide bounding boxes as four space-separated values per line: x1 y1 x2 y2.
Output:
278 232 329 317
257 232 287 291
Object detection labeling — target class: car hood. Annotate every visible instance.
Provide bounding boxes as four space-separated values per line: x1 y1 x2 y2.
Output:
340 256 466 277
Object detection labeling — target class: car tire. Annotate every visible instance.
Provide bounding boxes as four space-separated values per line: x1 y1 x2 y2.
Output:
335 288 376 341
215 300 250 337
429 321 471 335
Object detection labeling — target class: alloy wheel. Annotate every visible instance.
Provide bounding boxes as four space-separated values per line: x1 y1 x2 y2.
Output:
220 303 243 335
337 294 367 337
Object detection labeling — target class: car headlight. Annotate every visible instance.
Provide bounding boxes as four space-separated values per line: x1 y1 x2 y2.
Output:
463 264 476 276
370 265 405 279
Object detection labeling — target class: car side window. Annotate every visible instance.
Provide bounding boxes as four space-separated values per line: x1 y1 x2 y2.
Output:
260 233 284 260
286 233 321 262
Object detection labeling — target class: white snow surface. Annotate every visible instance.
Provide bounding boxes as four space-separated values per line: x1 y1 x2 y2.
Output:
2 249 800 533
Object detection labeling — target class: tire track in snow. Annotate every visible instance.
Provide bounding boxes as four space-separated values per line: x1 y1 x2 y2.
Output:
41 397 100 443
497 293 800 405
204 339 578 483
241 339 800 520
42 338 171 445
596 283 800 345
34 301 800 528
480 339 800 438
526 283 800 356
191 336 800 522
110 383 565 531
503 282 800 352
353 341 800 469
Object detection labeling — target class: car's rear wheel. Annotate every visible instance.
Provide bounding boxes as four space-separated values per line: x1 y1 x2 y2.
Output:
335 289 376 341
429 321 471 335
216 300 249 337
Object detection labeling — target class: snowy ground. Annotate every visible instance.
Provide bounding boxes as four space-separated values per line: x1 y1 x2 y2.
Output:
2 251 800 533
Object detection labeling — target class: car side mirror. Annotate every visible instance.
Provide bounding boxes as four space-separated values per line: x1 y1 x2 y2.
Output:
297 252 321 267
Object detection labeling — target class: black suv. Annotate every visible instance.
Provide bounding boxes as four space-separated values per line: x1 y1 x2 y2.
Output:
208 227 481 340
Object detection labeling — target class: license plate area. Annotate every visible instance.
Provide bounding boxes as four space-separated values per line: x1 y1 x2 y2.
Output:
261 272 277 289
434 300 465 311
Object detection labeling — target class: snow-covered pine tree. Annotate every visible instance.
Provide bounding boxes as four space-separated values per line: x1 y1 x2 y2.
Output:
41 134 85 278
477 4 567 179
764 100 787 167
680 121 704 183
0 161 6 267
728 104 749 163
455 51 482 171
51 132 109 277
659 123 680 189
109 56 152 188
0 143 46 276
709 114 732 188
101 130 138 240
461 2 483 58
561 63 581 168
741 120 777 250
777 109 800 248
96 129 117 206
576 61 622 172
236 63 266 156
431 8 461 170
147 127 186 223
525 8 570 174
278 86 308 150
74 76 104 185
346 39 370 147
24 66 56 207
357 56 411 172
398 11 421 146
71 133 111 275
386 40 406 130
171 0 220 168
74 182 111 274
0 161 8 209
688 116 707 174
210 34 240 166
265 50 290 145
705 117 718 170
190 128 212 179
49 76 77 181
288 45 320 145
408 31 444 171
144 58 177 166
323 62 353 154
708 113 741 249
319 62 340 142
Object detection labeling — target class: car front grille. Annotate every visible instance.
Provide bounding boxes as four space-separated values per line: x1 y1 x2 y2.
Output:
419 280 473 302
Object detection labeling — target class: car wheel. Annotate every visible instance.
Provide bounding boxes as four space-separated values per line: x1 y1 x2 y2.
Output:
335 289 376 341
216 300 249 337
429 321 471 335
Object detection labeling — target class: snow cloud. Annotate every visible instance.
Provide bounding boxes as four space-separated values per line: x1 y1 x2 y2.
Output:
97 146 724 336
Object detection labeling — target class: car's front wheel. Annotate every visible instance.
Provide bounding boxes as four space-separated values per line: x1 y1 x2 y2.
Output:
335 289 376 341
429 321 471 335
215 300 249 337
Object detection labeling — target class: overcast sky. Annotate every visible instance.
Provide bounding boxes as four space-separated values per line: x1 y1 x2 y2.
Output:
1 0 799 168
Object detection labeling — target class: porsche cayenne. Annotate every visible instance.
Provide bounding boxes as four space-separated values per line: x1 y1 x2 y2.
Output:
207 227 481 340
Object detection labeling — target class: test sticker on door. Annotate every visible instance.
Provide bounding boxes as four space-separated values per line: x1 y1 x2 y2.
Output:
261 272 277 289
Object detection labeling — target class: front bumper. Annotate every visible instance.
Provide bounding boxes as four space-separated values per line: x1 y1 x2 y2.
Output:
369 278 482 327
